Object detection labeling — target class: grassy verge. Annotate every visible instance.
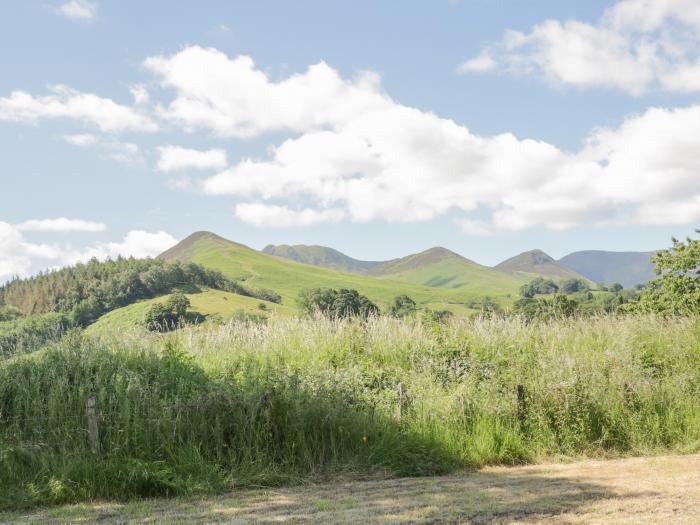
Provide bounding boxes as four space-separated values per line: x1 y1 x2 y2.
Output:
1 314 700 510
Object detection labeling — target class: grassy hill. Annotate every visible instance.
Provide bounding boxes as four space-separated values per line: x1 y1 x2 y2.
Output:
157 232 523 314
496 250 589 282
558 250 657 288
86 289 293 335
367 247 529 293
262 244 381 274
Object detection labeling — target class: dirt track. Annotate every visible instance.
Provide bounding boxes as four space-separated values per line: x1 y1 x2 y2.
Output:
5 454 700 524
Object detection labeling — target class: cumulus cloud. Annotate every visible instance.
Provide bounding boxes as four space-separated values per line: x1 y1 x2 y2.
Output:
138 46 698 232
157 145 227 172
56 0 97 21
0 222 177 281
456 53 497 74
6 44 700 236
0 84 157 132
234 203 346 227
16 218 107 233
144 46 388 137
69 230 178 262
458 0 700 95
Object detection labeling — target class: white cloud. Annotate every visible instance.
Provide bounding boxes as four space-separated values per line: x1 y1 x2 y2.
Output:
0 222 177 281
6 44 700 237
71 230 178 262
144 46 388 137
456 53 497 74
62 133 140 164
157 145 227 172
458 0 700 94
0 84 157 132
16 218 107 233
144 47 700 232
0 222 32 279
64 133 98 146
56 0 97 21
234 203 346 227
129 85 150 105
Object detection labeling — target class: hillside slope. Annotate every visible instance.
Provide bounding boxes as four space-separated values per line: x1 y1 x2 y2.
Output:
262 244 381 274
496 250 588 281
558 250 656 288
86 289 292 335
158 232 521 313
368 247 529 293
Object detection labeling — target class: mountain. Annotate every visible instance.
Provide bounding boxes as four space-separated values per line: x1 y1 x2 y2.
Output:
262 244 381 274
368 247 529 293
495 249 588 281
158 232 522 314
558 250 657 288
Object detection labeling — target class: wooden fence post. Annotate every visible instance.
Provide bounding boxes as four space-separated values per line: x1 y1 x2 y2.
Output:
516 384 526 428
86 395 99 454
396 382 407 422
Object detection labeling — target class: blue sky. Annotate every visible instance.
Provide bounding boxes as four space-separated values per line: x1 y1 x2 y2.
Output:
2 0 700 279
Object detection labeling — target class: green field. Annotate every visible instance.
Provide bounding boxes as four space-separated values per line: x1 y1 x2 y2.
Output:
2 314 699 510
159 232 529 314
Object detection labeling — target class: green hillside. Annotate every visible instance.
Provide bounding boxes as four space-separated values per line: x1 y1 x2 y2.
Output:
496 249 589 282
158 232 522 314
262 244 381 274
368 247 529 293
87 289 293 335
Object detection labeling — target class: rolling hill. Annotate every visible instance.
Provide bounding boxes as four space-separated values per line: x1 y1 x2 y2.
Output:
558 250 657 288
368 247 529 293
262 244 381 274
157 232 523 314
496 250 589 281
86 288 293 335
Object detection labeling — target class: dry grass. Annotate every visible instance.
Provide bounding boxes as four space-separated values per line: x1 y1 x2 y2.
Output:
4 453 699 524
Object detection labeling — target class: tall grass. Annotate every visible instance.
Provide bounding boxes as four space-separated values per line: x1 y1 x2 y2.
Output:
1 314 700 509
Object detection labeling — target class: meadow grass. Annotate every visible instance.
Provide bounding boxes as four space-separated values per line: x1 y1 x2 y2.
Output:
1 314 700 510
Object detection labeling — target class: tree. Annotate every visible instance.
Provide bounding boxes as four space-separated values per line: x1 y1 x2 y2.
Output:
389 295 417 318
166 292 190 318
513 294 578 319
519 277 559 298
610 283 624 293
0 305 23 322
297 288 379 319
478 297 502 317
635 233 700 314
144 293 191 331
561 278 589 294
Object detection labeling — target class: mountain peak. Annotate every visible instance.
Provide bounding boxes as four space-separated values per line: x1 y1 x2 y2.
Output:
158 231 250 261
495 249 585 281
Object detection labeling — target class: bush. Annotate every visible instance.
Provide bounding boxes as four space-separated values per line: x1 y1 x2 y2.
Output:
389 295 417 318
561 278 589 294
298 288 379 319
144 293 192 332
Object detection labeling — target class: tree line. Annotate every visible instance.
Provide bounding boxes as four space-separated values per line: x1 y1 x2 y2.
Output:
0 257 282 356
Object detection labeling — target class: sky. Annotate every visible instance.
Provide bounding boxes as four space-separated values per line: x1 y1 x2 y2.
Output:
2 0 700 280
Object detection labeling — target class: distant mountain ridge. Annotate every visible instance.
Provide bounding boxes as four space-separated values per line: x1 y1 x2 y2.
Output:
156 232 522 316
495 249 589 281
162 234 659 294
558 250 657 288
262 244 381 274
367 246 528 292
